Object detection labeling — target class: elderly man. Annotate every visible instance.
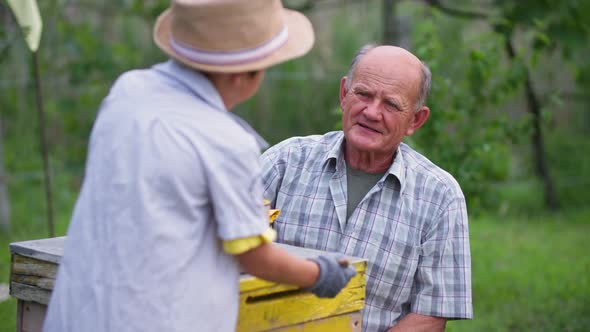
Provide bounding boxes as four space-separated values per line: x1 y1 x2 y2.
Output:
261 44 473 332
43 1 356 332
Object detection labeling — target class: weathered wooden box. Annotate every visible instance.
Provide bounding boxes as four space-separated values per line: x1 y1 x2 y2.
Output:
10 237 366 332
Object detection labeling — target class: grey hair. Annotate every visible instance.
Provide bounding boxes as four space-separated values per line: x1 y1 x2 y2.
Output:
416 63 432 111
344 43 432 112
345 44 377 90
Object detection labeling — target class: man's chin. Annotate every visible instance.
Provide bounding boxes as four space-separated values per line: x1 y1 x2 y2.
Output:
346 137 381 153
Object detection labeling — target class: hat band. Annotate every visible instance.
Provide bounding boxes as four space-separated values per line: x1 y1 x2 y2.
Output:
170 26 289 66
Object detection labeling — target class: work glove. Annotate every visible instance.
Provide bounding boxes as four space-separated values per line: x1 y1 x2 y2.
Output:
307 255 357 298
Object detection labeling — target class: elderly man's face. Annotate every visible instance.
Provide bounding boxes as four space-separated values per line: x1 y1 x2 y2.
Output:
339 47 427 159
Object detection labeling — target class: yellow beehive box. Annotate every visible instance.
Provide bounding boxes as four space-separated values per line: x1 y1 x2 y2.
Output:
9 237 366 332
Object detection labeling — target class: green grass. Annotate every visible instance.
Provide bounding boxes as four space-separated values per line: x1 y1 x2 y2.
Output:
0 298 16 332
448 210 590 332
1 197 589 331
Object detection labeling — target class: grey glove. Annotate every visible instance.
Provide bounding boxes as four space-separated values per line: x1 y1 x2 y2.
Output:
307 255 357 298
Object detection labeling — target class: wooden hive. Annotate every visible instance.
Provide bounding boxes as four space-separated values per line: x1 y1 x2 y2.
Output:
10 237 366 332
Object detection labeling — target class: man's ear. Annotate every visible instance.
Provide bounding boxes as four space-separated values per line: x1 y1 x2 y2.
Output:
405 106 430 136
339 76 348 107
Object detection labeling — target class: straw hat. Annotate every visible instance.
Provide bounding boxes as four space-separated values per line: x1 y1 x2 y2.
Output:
153 0 315 73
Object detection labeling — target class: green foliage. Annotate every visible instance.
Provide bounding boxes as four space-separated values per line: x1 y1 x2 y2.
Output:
495 0 590 55
407 10 524 212
0 12 13 63
397 0 590 212
2 0 587 217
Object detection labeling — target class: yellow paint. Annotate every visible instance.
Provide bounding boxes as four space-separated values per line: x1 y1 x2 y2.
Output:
11 243 368 332
236 261 366 331
270 312 362 332
268 209 280 224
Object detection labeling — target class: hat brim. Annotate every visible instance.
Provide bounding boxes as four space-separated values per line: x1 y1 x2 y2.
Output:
153 8 314 73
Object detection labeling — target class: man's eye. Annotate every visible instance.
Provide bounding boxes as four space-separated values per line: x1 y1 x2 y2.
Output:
356 91 369 97
385 101 399 111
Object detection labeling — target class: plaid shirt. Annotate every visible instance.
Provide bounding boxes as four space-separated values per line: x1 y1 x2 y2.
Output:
261 131 472 332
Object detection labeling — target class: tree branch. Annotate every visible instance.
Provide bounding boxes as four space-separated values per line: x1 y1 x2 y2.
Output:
423 0 489 20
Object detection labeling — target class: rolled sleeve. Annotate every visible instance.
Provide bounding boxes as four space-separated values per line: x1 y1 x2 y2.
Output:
223 228 277 255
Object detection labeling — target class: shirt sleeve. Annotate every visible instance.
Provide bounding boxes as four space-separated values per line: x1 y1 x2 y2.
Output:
260 148 283 208
204 135 270 241
411 193 473 320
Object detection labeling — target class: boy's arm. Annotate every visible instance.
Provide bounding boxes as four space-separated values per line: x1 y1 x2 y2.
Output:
236 242 356 298
236 242 319 288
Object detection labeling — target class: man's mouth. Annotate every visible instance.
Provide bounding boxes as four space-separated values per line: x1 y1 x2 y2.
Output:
357 123 381 134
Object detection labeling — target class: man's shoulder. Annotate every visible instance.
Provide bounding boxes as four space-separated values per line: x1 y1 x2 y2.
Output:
263 131 342 159
400 143 464 196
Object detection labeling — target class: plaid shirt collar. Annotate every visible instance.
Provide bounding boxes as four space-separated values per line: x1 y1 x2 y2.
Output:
322 133 407 191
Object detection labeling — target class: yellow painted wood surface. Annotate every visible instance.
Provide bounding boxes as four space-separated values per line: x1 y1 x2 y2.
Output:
236 261 366 332
10 238 368 331
269 312 362 332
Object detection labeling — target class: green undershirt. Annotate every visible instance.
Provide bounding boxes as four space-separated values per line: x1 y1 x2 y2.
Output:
346 164 386 221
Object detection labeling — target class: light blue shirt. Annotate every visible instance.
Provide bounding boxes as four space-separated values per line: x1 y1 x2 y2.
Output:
44 60 270 332
261 132 473 332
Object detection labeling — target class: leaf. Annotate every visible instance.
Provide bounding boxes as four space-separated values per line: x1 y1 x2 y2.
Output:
532 31 551 50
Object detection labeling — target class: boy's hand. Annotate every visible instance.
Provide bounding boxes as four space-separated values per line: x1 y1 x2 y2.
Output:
307 255 357 298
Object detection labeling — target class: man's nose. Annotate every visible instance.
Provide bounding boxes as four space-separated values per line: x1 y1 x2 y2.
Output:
363 100 382 120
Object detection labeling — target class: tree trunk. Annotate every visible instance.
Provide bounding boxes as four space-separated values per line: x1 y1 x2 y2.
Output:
505 37 559 210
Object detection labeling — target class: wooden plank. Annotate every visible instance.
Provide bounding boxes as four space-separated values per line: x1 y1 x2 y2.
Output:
12 255 58 280
9 237 65 264
268 311 362 332
10 282 51 305
12 275 54 291
237 263 366 331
